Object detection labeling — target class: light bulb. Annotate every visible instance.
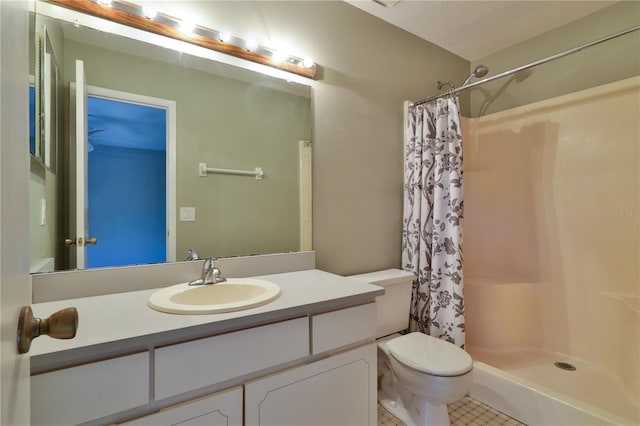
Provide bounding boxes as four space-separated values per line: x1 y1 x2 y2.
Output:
142 6 157 19
219 32 231 43
179 20 195 35
245 39 258 52
271 50 287 63
302 58 314 68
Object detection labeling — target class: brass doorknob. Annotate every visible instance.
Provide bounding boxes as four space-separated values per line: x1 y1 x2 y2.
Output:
17 306 78 354
64 237 97 246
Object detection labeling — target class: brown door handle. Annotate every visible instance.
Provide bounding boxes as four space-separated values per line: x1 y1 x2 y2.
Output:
17 306 78 354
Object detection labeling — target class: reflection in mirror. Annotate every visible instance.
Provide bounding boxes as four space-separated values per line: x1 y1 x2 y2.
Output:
40 27 60 171
30 4 312 273
30 12 64 274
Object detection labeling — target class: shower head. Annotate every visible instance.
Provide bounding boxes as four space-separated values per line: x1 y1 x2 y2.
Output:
462 64 489 86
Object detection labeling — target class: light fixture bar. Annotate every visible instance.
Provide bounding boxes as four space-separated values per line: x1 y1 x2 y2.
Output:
45 0 318 79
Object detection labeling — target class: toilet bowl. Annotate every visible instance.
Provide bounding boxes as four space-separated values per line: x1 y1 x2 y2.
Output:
378 333 473 426
348 269 473 426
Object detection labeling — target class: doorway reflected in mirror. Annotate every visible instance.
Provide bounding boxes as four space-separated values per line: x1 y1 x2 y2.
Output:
86 95 169 268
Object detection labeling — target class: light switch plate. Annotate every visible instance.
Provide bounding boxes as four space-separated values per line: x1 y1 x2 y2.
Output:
179 207 196 222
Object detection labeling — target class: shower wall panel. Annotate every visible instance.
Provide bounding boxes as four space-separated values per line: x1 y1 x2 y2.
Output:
462 76 640 399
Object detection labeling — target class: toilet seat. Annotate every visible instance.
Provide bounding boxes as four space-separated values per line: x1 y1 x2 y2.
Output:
386 332 473 377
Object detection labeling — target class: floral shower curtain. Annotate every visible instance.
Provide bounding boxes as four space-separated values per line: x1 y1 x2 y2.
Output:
402 97 465 348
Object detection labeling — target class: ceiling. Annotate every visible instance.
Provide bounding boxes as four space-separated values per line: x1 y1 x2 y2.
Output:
345 0 619 61
88 97 167 152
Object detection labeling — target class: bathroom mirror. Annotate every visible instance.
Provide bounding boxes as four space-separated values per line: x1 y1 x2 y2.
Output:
30 3 312 273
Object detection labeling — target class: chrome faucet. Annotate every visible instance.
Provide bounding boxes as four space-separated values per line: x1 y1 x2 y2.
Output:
188 257 227 286
186 248 200 261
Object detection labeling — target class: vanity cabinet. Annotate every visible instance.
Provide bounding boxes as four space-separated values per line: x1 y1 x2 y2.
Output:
30 274 381 426
311 302 377 354
245 343 376 426
154 317 309 399
122 386 242 426
31 352 149 426
123 344 376 426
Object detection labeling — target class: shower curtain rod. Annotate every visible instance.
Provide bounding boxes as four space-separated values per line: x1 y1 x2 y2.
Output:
411 25 640 107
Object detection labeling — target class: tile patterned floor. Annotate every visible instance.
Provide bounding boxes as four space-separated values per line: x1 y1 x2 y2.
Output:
378 396 527 426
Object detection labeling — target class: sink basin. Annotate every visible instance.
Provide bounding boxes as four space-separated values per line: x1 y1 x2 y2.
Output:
148 278 280 314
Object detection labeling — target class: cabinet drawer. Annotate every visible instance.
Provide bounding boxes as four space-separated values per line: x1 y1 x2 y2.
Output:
31 352 149 426
311 303 377 354
155 317 309 399
121 386 242 425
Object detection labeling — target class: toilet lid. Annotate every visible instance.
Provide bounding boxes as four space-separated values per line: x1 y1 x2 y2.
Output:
386 332 473 377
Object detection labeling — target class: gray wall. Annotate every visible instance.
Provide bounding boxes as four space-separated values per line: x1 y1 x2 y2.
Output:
469 1 640 117
163 1 470 275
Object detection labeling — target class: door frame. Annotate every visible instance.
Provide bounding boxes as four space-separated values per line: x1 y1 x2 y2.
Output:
74 59 88 268
85 85 177 264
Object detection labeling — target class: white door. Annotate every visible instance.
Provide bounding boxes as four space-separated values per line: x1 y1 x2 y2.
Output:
75 59 89 268
68 60 90 269
0 0 32 424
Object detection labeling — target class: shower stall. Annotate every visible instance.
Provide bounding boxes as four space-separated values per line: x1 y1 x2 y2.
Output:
408 17 639 425
463 75 639 425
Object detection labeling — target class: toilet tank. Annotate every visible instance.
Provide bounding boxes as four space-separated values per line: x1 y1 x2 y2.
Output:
348 269 415 338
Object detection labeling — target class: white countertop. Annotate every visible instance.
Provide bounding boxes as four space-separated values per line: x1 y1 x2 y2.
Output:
30 269 383 372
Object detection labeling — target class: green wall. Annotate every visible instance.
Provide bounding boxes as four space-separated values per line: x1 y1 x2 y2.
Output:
469 2 640 117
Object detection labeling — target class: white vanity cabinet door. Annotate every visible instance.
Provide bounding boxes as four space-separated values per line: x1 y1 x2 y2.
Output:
244 343 377 426
31 352 149 426
121 386 242 426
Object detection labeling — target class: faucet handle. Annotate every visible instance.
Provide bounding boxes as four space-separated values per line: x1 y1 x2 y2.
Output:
205 257 226 284
204 257 219 270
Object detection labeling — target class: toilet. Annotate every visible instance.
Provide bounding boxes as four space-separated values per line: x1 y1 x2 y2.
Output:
348 269 473 426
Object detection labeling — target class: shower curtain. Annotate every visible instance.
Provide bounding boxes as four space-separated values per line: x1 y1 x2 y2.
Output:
402 97 465 347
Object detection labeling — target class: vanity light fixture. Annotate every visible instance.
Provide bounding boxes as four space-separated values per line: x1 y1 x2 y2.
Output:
53 0 317 79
